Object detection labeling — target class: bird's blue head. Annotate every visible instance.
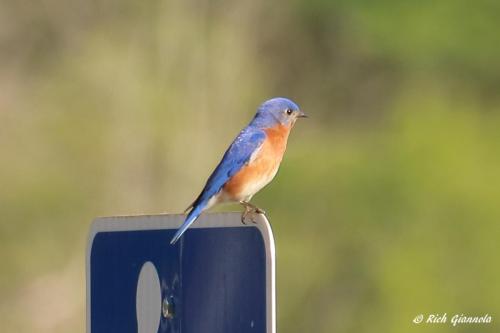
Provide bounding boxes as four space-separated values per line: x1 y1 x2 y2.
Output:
251 97 306 129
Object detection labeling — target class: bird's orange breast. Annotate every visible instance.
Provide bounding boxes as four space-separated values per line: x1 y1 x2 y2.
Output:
223 124 291 200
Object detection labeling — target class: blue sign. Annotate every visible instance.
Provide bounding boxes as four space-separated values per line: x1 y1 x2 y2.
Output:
86 213 276 333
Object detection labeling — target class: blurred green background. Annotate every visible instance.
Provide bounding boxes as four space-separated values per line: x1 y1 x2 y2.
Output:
1 1 499 332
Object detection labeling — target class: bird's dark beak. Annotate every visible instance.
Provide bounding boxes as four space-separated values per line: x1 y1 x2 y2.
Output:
298 110 308 118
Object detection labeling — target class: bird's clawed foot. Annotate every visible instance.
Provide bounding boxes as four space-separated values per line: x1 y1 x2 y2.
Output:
240 201 266 224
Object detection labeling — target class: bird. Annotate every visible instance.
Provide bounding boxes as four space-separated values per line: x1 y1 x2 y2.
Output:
170 97 306 244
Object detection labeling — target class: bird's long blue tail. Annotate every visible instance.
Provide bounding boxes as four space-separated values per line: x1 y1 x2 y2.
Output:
170 203 205 245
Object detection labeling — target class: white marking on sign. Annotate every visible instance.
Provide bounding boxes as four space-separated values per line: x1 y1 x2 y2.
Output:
136 261 161 333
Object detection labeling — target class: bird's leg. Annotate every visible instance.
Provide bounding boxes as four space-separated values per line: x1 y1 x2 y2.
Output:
240 202 253 224
239 201 265 224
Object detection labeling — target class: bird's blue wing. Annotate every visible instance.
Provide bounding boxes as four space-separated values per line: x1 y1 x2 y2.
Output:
170 126 266 244
196 127 266 204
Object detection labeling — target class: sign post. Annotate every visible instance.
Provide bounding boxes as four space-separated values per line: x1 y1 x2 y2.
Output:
87 212 276 333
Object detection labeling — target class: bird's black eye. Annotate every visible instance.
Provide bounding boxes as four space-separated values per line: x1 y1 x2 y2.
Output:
286 108 293 115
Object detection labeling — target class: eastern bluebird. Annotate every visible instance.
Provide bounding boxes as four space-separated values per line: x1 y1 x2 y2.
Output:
170 97 306 244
